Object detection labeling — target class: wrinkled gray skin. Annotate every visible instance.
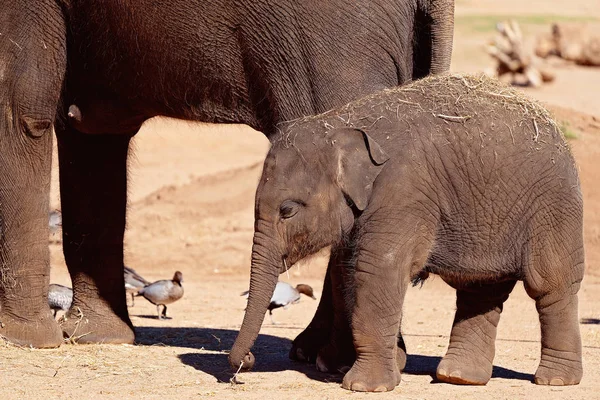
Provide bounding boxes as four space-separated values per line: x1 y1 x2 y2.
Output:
0 0 453 347
230 75 584 392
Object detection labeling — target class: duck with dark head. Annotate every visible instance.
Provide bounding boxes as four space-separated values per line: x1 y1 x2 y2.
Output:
137 272 184 320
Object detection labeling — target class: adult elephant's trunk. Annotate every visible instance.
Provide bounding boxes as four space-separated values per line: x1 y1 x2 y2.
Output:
229 232 280 371
425 0 455 73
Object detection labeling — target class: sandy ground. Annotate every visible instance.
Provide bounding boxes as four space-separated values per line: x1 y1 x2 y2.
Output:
3 1 600 399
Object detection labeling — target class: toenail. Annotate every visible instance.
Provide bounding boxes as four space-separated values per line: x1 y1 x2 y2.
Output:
535 377 548 385
549 378 565 386
351 383 367 392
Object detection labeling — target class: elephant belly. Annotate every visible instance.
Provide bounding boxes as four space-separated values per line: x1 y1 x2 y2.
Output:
64 1 256 134
423 235 523 289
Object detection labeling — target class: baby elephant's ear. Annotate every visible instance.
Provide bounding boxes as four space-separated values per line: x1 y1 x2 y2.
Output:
326 127 390 211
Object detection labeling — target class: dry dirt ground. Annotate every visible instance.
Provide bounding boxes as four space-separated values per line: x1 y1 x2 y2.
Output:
3 1 600 399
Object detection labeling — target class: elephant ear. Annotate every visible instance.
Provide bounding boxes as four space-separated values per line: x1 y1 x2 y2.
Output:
325 127 390 211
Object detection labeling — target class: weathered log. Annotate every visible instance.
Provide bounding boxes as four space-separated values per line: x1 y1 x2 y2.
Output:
535 23 600 66
486 20 555 87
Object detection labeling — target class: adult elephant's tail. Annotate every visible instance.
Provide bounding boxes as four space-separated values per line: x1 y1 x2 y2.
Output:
413 0 455 77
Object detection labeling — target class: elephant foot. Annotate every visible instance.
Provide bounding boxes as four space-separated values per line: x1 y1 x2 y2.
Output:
396 335 407 372
0 311 63 348
436 351 492 385
316 337 407 374
534 349 582 386
289 325 331 364
60 306 135 344
341 359 401 392
396 345 407 372
315 337 355 373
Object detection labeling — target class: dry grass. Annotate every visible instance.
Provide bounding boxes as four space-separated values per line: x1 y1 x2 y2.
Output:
278 74 566 151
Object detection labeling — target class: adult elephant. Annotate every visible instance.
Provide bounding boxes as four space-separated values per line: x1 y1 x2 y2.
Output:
0 0 453 348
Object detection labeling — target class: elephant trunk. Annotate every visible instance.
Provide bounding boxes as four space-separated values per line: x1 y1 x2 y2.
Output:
425 0 455 73
229 232 280 371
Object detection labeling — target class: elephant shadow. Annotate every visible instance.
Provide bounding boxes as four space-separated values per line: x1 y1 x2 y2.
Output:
136 327 533 385
135 326 341 384
580 318 600 325
404 354 534 383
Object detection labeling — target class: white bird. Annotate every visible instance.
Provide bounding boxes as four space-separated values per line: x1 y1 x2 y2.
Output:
241 281 316 324
124 266 150 307
48 283 72 318
49 210 62 236
137 271 184 319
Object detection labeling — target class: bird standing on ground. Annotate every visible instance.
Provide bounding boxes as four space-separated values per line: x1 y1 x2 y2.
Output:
137 271 184 319
49 210 62 236
241 281 316 325
124 266 150 306
48 283 72 318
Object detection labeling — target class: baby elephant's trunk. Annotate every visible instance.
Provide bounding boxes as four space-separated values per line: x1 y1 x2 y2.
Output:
229 237 280 371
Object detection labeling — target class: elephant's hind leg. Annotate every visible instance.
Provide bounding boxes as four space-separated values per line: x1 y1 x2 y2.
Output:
524 246 584 384
436 280 516 385
530 288 583 385
56 121 137 344
524 204 584 386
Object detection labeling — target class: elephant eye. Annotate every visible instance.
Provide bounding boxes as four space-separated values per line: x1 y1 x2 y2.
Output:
280 200 302 219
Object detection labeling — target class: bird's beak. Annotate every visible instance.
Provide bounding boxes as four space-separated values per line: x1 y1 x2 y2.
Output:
311 295 316 300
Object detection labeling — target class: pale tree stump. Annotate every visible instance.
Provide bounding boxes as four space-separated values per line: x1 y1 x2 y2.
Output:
536 23 600 66
486 20 555 87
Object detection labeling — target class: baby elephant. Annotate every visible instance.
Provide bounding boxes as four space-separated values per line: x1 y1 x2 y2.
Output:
229 74 584 392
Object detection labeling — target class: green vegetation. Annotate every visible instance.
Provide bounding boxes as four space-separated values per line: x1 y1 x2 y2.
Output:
560 120 578 140
456 14 600 33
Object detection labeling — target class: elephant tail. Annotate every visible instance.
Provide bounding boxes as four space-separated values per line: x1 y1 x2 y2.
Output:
413 0 455 78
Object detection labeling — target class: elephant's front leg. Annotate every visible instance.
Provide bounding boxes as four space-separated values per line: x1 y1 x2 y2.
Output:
0 122 63 348
341 213 432 392
342 244 405 391
315 245 408 374
56 122 135 344
0 1 66 347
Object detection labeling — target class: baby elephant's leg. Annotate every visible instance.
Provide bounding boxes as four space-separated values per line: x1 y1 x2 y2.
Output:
342 220 432 392
341 253 403 391
437 280 517 385
317 246 408 374
316 247 355 373
290 259 335 363
524 212 584 385
530 287 582 385
524 258 584 384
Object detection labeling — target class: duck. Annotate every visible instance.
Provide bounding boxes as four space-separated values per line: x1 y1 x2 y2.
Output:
49 210 62 236
241 281 316 325
48 283 72 318
136 271 184 319
124 266 150 306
